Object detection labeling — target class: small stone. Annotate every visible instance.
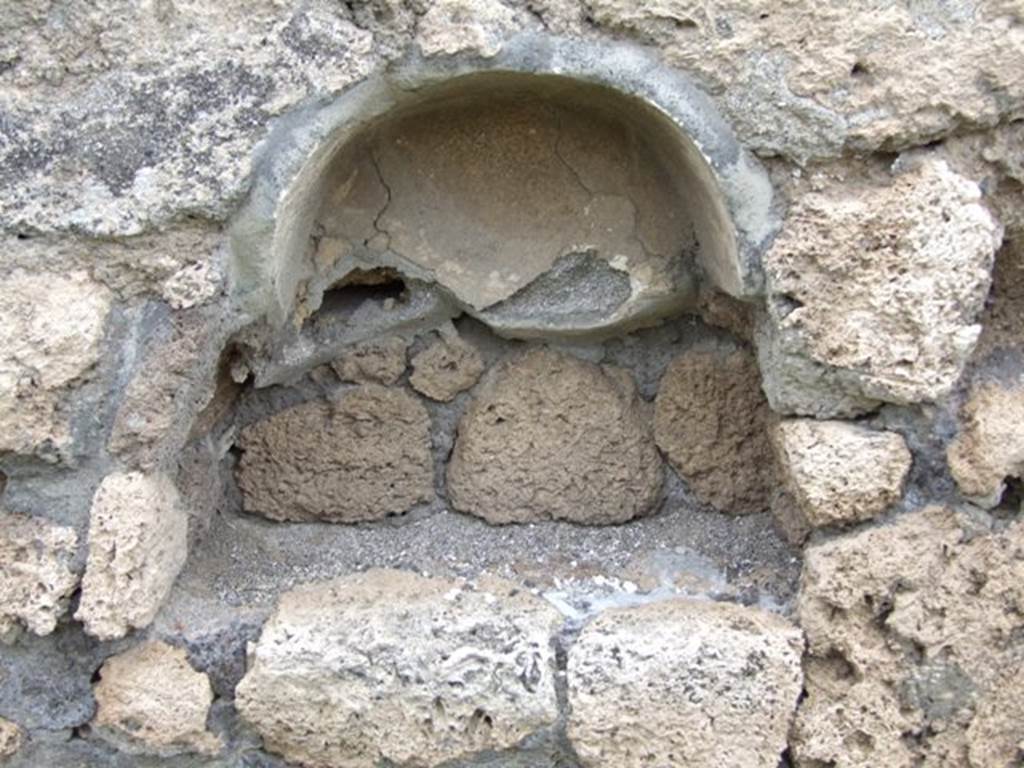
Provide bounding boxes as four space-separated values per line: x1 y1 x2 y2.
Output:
418 0 519 58
567 598 804 768
947 379 1024 508
160 260 222 310
0 512 78 642
654 346 775 514
447 348 663 524
235 569 561 768
409 329 485 401
772 419 911 530
0 717 22 759
91 641 220 756
758 160 1001 416
236 385 434 522
330 336 408 385
75 472 189 641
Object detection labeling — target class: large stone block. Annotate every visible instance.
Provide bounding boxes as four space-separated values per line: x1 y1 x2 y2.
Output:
0 512 78 643
567 598 804 768
91 641 220 757
236 384 434 523
75 472 189 640
235 569 562 768
447 348 663 524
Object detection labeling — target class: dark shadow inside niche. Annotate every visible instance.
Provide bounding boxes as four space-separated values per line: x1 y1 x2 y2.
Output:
995 476 1023 518
314 268 408 320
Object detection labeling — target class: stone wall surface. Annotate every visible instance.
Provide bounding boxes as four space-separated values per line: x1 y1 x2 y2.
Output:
0 2 1022 767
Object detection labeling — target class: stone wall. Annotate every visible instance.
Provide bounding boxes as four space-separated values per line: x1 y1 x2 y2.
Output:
1 2 1022 766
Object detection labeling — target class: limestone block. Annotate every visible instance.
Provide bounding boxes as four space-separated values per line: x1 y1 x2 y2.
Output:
0 512 78 642
567 598 804 768
236 385 434 522
758 160 1000 416
91 641 220 756
947 379 1024 508
0 270 111 460
409 329 484 402
330 336 408 386
654 346 775 514
772 419 911 530
235 569 562 768
794 506 1024 767
447 348 663 524
75 472 189 640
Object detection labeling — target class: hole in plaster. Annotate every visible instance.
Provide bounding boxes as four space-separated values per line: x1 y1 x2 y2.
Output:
996 476 1023 516
314 268 408 319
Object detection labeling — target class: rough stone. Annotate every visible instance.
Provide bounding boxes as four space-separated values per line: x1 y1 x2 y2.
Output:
794 506 1024 767
567 598 804 768
772 419 912 530
417 0 520 58
447 348 663 524
947 379 1024 508
757 160 1001 416
409 327 485 402
330 336 408 386
0 512 78 642
0 270 111 460
653 346 775 515
236 384 434 522
235 569 562 768
0 717 22 760
91 641 220 757
75 471 189 641
160 260 223 310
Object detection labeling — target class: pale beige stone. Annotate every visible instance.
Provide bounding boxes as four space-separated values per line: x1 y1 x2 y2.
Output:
92 641 220 756
0 270 111 459
447 348 663 524
330 336 408 386
794 506 1024 767
236 569 562 768
417 0 519 58
75 472 189 640
409 329 485 402
654 346 775 514
758 160 1001 416
567 598 804 768
161 260 222 310
947 379 1024 508
772 419 911 530
0 512 78 642
0 716 22 759
237 385 433 522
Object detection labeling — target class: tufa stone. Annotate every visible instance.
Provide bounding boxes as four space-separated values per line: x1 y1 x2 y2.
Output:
409 328 485 402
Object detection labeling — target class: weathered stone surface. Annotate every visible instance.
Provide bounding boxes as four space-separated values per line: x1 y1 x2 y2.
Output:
758 160 1001 416
447 349 663 524
409 329 485 402
567 598 804 768
92 641 220 756
947 379 1024 508
0 512 78 642
237 385 434 522
654 346 775 515
330 336 408 386
160 260 222 310
0 717 22 760
794 506 1024 767
772 419 911 530
418 0 519 58
0 270 111 460
236 569 562 768
75 472 189 641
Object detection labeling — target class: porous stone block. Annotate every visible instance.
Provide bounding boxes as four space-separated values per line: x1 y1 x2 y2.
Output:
0 512 78 642
447 348 663 524
330 336 409 386
75 472 189 640
758 160 1001 416
236 384 434 522
772 419 911 530
567 598 804 768
947 379 1024 508
91 641 220 756
794 506 1024 767
410 329 484 402
235 569 562 768
654 346 775 514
